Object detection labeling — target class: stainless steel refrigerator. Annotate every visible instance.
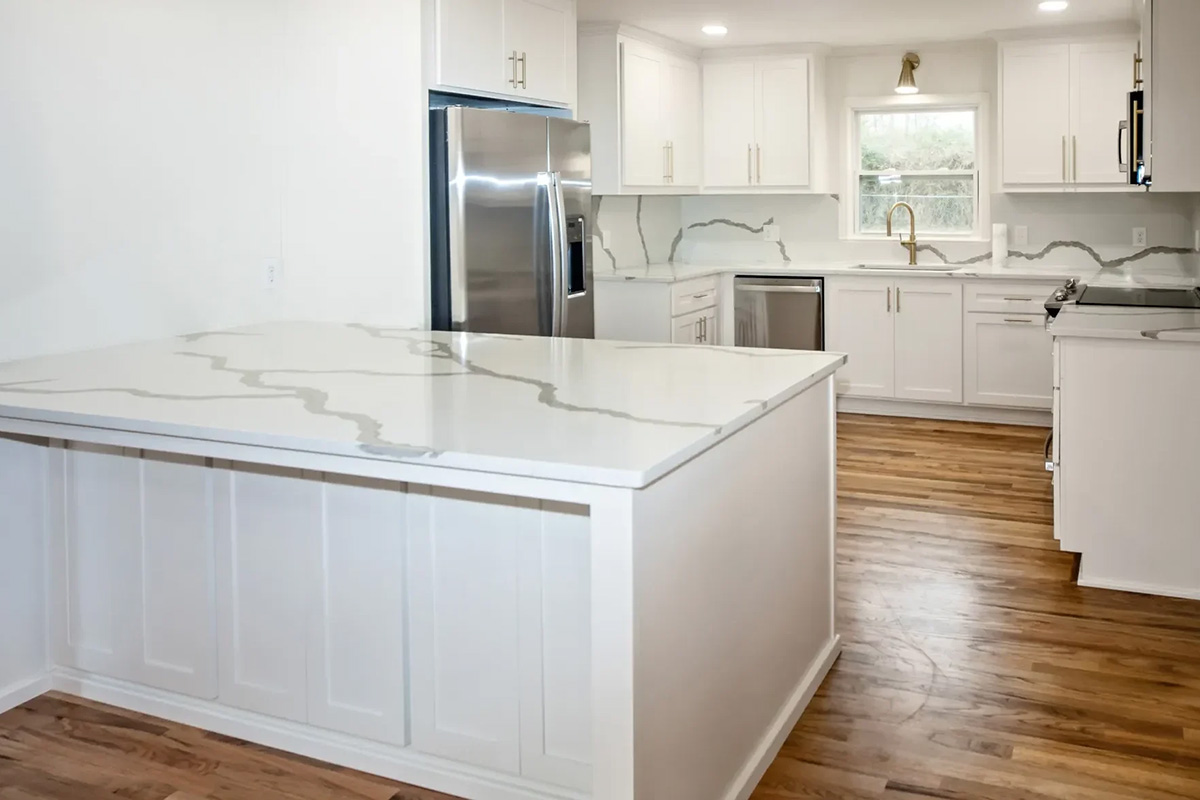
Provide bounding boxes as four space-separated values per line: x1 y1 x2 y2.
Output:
429 107 594 338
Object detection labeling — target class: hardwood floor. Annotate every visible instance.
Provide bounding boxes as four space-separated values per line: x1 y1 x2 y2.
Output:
3 415 1198 800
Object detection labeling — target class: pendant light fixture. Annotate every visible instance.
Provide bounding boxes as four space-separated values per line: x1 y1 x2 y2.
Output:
895 52 921 95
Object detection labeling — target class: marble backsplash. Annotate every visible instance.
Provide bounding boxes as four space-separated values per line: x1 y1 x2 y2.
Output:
593 192 1200 272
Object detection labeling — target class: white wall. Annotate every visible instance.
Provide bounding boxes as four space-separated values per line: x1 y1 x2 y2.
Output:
0 0 426 363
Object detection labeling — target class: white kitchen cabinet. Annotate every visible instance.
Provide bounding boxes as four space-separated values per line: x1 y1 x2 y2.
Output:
702 61 757 188
408 488 593 789
214 465 316 723
49 444 218 699
580 32 701 193
893 280 963 404
432 0 507 97
825 278 895 399
1001 39 1136 189
755 59 810 187
703 56 816 191
429 0 576 108
307 476 408 745
596 275 720 345
504 0 574 106
826 277 962 403
965 313 1054 409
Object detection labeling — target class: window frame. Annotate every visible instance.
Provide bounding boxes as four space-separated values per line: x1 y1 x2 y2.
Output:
843 93 991 243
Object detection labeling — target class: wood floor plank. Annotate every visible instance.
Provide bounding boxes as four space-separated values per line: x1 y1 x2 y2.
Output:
1 414 1197 799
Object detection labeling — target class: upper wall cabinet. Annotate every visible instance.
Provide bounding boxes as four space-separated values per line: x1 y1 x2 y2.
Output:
1000 39 1136 191
429 0 577 108
578 29 702 194
703 56 824 192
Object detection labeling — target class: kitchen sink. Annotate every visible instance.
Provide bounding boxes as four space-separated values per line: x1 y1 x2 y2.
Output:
852 264 964 273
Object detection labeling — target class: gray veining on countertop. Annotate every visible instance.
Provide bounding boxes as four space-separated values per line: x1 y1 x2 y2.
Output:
0 322 846 488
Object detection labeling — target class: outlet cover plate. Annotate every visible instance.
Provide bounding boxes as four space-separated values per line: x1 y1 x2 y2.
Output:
1133 227 1148 247
1013 226 1029 247
762 224 781 242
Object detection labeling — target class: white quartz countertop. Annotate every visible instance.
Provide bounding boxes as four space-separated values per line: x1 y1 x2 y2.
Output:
0 322 846 489
1051 305 1200 342
594 261 1083 283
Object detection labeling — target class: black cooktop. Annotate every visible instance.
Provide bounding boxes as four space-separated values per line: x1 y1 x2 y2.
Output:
1076 286 1200 309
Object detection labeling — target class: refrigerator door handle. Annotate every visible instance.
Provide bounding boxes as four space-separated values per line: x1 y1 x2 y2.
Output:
552 171 570 336
541 172 564 337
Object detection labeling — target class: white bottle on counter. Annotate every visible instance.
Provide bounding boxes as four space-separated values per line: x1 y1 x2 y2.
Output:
992 224 1008 268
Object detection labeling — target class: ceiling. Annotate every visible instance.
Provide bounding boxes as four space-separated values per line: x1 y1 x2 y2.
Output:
576 0 1138 49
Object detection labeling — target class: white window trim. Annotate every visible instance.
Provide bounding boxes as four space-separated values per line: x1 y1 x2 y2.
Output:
842 93 991 243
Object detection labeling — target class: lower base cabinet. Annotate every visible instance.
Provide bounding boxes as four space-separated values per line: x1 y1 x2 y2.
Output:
47 449 592 791
825 277 962 402
965 312 1053 408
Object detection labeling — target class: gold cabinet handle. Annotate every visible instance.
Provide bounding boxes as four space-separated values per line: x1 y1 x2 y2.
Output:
747 145 753 185
664 143 670 183
756 144 762 184
887 287 892 313
1004 318 1034 324
1072 135 1078 183
508 51 517 87
519 52 527 88
1004 297 1033 302
896 287 902 313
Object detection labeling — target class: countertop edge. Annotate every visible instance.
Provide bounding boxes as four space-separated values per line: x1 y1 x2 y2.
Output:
0 353 849 491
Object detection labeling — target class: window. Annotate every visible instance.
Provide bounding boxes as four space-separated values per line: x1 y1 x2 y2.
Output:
853 105 982 238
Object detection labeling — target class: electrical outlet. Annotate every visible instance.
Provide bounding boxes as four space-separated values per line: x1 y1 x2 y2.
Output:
762 224 781 242
1133 227 1148 247
263 258 283 290
1013 226 1029 247
1194 229 1200 252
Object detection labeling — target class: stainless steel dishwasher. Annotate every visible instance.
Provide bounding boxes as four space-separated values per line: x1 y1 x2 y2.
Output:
734 276 824 350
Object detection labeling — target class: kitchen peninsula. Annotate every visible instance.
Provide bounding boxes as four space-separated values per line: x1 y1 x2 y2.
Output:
0 321 845 800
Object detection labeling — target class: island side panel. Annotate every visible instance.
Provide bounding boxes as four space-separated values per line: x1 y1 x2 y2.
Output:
1058 337 1200 599
0 434 50 711
631 378 840 800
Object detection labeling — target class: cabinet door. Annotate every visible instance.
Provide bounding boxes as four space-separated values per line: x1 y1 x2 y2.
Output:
703 61 756 188
1071 40 1136 185
51 446 217 698
665 57 702 187
825 278 895 398
505 0 573 105
755 59 810 187
965 313 1053 408
672 309 705 344
408 487 523 774
307 476 408 745
518 502 592 791
894 280 963 404
215 465 316 723
1003 44 1071 185
436 0 507 95
621 40 666 187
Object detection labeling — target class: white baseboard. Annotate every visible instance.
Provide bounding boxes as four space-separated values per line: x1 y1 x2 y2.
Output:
838 397 1052 427
51 669 583 800
724 635 842 800
1077 576 1200 601
0 674 52 715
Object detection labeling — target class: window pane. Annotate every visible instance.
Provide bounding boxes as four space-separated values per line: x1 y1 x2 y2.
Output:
859 110 976 171
858 175 975 234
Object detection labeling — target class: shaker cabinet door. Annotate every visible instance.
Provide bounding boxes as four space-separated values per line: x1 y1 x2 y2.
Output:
1002 44 1071 185
702 61 757 188
435 0 508 95
755 59 810 187
825 278 896 399
893 280 964 404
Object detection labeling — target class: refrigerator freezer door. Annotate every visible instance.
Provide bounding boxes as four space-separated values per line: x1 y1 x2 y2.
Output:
444 108 555 335
548 118 595 339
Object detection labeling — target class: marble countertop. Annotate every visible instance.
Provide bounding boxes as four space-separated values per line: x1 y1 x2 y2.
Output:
594 261 1084 284
1051 305 1200 342
0 322 846 489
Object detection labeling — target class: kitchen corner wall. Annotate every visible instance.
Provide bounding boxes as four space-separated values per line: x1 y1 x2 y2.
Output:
0 0 426 363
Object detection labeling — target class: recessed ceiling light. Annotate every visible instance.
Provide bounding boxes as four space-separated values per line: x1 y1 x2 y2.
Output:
702 24 728 37
1039 1 1069 11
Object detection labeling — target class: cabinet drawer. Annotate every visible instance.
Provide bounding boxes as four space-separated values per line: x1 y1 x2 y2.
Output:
671 276 719 316
965 283 1056 315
